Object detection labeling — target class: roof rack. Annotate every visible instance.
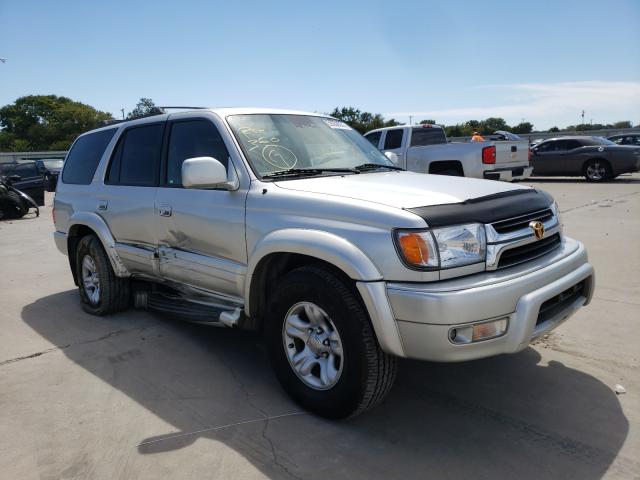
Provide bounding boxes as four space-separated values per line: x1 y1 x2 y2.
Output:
156 106 208 110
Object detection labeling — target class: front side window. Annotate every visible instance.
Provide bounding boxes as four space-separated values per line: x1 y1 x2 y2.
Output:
166 120 229 186
62 128 117 184
13 163 39 178
384 129 404 150
107 124 163 186
226 114 394 177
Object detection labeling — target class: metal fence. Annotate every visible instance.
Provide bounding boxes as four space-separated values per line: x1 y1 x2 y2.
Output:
0 151 67 164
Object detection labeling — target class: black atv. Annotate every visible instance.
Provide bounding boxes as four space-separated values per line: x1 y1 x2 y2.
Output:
0 175 40 220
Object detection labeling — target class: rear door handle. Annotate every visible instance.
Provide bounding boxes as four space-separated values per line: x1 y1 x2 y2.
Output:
158 205 172 217
97 200 108 211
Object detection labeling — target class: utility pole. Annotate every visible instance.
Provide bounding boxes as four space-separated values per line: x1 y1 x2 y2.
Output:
120 108 125 120
581 110 585 125
409 115 412 126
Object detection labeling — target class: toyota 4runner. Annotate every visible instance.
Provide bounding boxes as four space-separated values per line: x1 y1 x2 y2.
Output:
53 108 595 418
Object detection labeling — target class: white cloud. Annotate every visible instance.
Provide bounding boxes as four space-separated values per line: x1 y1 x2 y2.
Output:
385 81 640 129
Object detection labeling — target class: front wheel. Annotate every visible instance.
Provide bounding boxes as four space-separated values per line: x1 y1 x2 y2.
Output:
584 159 611 182
266 265 397 418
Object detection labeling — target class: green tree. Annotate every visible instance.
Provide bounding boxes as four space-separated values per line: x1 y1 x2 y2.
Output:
548 126 560 133
330 106 402 134
512 122 534 134
480 117 508 134
419 119 436 125
612 121 632 129
127 98 163 119
0 95 113 151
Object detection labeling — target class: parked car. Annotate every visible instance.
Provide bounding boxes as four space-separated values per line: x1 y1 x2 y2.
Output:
530 136 640 181
607 133 640 146
0 161 45 206
364 124 532 181
35 158 64 191
485 130 524 141
53 108 594 418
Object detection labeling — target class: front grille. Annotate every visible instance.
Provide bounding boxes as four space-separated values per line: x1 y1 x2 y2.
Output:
497 233 561 269
491 208 553 235
536 281 585 325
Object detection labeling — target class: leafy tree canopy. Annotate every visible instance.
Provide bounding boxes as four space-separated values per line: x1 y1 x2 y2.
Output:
329 107 402 134
127 98 163 119
0 95 113 151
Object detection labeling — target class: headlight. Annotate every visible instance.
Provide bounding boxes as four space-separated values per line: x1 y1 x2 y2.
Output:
396 223 486 270
550 201 562 231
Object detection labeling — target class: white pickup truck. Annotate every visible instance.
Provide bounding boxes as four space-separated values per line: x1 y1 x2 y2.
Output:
364 124 533 181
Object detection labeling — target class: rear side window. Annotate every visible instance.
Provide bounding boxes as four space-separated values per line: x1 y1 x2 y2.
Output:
106 124 164 186
384 129 404 149
166 120 229 186
62 128 117 184
364 131 382 148
410 128 447 146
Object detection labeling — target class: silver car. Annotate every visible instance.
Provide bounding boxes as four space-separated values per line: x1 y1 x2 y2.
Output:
53 108 595 418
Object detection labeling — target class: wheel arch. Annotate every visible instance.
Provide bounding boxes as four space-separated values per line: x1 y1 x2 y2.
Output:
582 157 612 175
245 229 382 319
428 160 464 176
66 212 130 284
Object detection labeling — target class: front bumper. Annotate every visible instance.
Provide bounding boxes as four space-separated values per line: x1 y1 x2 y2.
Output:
366 237 594 362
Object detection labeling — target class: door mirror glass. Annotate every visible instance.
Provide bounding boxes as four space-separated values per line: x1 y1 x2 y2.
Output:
384 151 399 164
182 156 232 189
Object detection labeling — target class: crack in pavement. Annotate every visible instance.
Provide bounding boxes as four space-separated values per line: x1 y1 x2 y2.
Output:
0 326 150 367
559 190 639 214
212 348 304 480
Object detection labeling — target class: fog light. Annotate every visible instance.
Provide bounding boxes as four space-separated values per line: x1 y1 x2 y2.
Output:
449 317 509 344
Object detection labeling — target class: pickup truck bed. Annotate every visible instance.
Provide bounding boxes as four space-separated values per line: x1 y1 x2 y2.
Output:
365 125 532 181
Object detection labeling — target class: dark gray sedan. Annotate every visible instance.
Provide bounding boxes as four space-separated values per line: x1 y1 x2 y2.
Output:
530 136 640 181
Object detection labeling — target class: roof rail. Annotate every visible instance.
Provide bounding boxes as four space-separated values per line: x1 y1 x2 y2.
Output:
156 106 208 110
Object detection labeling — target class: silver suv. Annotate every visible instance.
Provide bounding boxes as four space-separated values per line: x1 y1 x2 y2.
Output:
53 108 595 418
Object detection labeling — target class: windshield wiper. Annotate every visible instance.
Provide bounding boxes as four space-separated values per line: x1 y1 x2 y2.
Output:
354 163 404 172
262 168 359 179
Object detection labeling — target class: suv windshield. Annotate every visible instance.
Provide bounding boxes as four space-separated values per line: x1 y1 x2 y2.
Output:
227 114 395 177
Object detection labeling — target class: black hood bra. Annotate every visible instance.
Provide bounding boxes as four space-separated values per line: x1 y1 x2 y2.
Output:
406 188 554 228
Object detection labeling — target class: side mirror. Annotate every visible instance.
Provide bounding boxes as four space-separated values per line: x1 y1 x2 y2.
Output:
384 151 399 164
8 174 21 182
181 157 238 190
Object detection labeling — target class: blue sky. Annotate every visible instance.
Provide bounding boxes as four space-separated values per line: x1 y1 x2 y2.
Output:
1 0 638 129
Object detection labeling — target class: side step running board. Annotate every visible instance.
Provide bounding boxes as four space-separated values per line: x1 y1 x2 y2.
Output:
134 291 242 327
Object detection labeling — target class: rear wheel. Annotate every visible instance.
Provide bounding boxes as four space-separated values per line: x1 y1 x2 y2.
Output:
266 265 397 418
584 159 611 182
76 235 130 315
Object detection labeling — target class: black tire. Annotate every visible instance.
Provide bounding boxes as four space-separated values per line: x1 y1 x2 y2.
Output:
266 265 397 419
439 169 463 177
583 159 612 182
75 235 130 315
4 191 28 219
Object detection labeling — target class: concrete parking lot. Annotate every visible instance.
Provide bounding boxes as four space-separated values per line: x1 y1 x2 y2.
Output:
1 175 639 480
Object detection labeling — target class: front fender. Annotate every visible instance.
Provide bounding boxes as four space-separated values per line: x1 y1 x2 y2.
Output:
245 229 382 313
67 212 130 277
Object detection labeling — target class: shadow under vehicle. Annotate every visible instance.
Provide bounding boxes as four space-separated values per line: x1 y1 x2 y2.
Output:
18 290 635 480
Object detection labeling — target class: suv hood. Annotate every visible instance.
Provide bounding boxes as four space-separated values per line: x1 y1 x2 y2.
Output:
274 171 529 209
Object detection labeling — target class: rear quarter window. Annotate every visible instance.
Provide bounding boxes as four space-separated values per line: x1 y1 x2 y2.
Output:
62 128 117 184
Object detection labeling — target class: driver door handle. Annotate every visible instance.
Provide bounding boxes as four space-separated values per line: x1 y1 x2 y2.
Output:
158 205 172 217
